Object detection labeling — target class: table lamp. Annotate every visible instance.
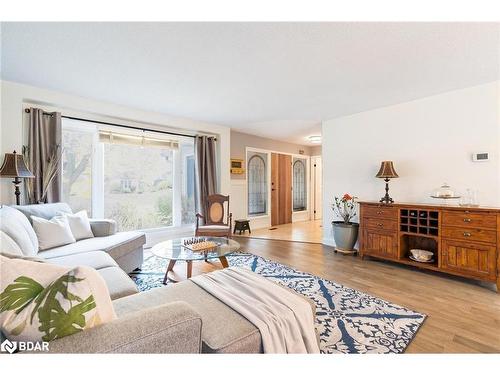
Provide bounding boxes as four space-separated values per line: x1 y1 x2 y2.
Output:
375 161 399 204
0 150 35 205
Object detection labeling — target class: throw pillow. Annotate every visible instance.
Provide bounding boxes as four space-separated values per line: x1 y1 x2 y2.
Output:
31 215 76 251
0 255 116 343
62 210 94 241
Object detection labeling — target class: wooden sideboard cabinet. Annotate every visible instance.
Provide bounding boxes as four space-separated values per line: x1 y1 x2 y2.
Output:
359 201 500 292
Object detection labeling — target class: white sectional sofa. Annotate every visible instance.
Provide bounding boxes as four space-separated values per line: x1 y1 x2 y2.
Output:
1 203 144 299
0 203 316 353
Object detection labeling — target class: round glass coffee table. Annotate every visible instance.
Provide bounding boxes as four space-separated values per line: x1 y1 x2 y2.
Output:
151 236 240 283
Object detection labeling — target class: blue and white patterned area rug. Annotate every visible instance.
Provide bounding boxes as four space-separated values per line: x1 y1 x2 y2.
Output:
130 252 426 354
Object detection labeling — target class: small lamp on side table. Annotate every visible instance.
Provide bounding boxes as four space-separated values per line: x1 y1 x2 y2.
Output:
0 151 34 205
375 161 399 204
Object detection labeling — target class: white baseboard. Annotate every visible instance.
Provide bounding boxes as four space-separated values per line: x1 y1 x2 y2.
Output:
322 237 336 248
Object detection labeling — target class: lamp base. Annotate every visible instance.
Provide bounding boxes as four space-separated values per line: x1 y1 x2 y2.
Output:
379 196 394 204
12 177 21 206
379 178 394 204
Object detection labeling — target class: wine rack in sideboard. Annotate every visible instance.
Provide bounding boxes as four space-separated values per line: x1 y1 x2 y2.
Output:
358 201 500 292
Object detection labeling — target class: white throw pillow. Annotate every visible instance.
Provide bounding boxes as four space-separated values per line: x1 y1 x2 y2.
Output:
0 255 116 344
31 215 76 251
62 210 94 241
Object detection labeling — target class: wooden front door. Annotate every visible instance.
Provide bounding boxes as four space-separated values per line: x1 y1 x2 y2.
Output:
271 153 292 226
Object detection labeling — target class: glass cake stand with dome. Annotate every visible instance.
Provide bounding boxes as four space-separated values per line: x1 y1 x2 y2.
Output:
430 183 461 205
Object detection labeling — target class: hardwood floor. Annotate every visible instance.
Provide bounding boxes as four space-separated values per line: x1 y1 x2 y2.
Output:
190 237 500 353
234 219 323 243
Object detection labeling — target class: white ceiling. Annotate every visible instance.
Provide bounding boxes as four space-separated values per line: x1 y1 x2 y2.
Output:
1 22 499 145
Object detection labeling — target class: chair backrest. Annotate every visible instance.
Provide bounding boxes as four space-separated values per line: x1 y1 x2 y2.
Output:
205 194 230 225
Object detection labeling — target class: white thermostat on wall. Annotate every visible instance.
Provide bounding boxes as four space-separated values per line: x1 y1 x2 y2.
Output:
472 152 490 162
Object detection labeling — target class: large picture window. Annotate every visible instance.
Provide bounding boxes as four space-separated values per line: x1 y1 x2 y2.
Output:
247 152 267 215
61 120 95 215
61 118 195 231
103 142 174 231
293 158 307 211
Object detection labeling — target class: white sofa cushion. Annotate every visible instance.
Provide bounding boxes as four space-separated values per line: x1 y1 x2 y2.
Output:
97 267 139 300
32 215 76 251
45 251 118 270
44 253 137 300
0 255 116 343
0 206 39 256
38 231 145 260
12 202 72 223
0 231 23 256
62 210 94 241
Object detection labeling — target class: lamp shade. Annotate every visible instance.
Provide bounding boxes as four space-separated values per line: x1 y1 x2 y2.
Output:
375 161 399 179
0 151 34 178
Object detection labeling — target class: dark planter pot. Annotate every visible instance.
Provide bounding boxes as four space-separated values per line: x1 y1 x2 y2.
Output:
332 221 359 254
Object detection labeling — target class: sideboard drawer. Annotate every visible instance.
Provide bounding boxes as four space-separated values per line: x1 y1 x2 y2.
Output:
442 211 497 229
365 217 398 231
362 205 397 220
441 227 497 244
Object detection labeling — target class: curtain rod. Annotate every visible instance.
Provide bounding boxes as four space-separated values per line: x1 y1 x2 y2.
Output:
24 108 217 141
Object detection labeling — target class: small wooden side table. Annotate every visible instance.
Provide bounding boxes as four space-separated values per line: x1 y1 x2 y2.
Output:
233 219 251 235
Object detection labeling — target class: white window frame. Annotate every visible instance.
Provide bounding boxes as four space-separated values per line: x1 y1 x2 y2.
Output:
61 118 196 232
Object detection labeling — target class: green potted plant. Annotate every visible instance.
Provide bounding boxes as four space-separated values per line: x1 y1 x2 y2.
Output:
332 193 359 254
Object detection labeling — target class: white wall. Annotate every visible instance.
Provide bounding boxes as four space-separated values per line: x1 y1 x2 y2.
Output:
0 80 232 205
322 81 500 247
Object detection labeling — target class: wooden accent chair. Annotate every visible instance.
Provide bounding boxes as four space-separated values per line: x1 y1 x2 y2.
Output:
195 194 232 237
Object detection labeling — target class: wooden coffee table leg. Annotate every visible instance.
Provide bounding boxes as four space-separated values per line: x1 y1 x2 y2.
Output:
219 256 229 268
163 259 177 284
186 260 193 278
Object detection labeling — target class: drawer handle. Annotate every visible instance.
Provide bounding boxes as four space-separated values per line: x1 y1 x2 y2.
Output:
463 232 472 237
463 218 472 223
377 223 384 227
377 211 382 214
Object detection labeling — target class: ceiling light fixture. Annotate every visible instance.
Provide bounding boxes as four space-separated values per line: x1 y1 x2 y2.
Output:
308 135 322 144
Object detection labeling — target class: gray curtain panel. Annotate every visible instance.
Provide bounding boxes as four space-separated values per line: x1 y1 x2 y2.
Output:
194 135 218 221
25 108 62 204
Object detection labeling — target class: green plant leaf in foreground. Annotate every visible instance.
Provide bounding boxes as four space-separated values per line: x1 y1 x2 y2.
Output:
0 276 44 313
